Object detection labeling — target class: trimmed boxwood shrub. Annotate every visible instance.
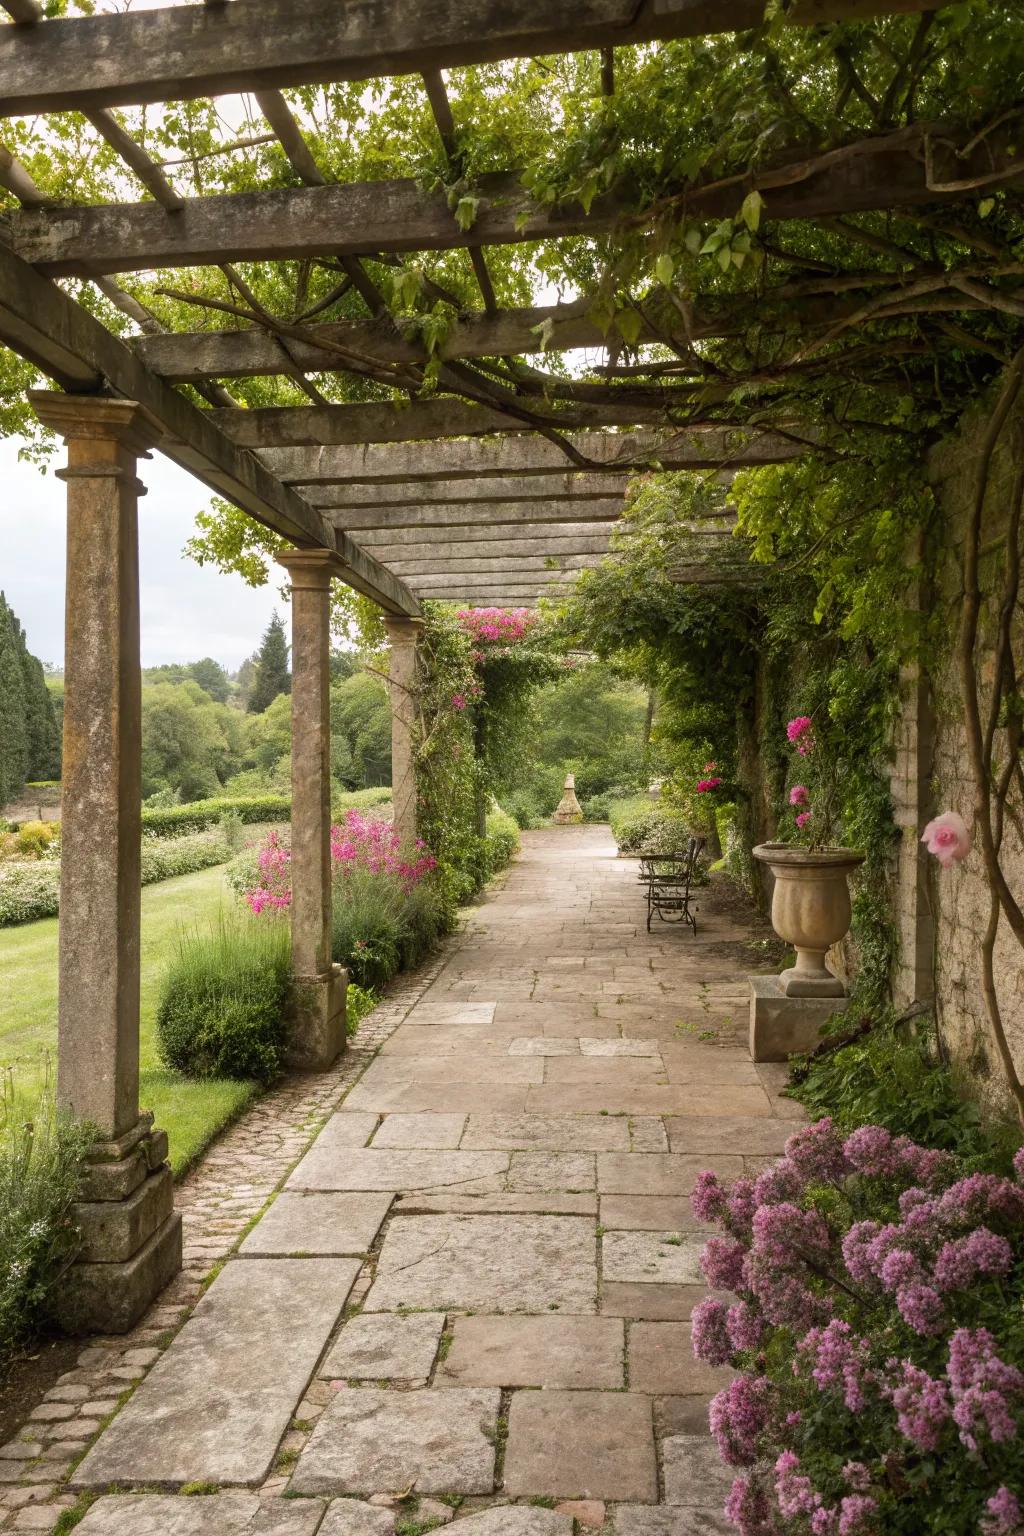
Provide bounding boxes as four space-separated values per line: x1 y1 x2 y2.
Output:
156 916 292 1082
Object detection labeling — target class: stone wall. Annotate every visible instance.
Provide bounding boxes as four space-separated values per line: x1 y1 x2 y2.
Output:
889 399 1024 1113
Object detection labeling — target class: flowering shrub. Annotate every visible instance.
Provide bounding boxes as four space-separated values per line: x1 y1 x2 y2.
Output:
697 776 723 793
456 606 537 645
691 1120 1024 1536
241 813 437 916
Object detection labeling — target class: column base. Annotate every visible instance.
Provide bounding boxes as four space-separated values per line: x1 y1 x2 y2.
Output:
58 1121 182 1335
749 975 849 1062
287 963 347 1072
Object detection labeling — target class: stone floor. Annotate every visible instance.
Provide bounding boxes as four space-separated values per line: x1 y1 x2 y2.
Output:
2 826 803 1535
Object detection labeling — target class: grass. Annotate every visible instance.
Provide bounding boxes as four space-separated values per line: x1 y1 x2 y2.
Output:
0 865 257 1176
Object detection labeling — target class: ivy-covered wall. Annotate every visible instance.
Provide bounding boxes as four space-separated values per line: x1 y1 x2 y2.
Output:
890 402 1024 1114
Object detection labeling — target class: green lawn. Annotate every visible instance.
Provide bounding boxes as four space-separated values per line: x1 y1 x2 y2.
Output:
0 865 258 1175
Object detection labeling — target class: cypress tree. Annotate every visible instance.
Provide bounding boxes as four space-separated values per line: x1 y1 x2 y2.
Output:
248 611 291 714
11 608 60 781
0 594 28 804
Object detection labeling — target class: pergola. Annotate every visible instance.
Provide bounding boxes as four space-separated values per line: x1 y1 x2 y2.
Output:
0 0 977 1332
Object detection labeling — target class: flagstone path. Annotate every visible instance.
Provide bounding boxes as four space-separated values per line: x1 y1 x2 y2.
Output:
29 826 804 1534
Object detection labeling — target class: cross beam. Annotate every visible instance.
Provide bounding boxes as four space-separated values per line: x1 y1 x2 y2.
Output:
0 0 949 116
11 130 1014 276
315 480 632 509
0 240 421 616
326 500 627 529
258 428 804 485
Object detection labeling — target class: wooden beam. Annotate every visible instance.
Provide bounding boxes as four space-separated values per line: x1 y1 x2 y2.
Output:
210 395 676 446
363 537 613 563
0 239 420 616
317 479 630 509
355 520 618 547
13 126 1014 276
0 1 947 116
328 500 626 529
259 428 803 484
386 555 605 576
139 286 996 383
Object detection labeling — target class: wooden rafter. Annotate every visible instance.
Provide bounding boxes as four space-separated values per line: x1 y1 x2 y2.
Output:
13 129 1018 276
316 478 633 508
0 240 421 616
0 1 952 116
325 498 628 527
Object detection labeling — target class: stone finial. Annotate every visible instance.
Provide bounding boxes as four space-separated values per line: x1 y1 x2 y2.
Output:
552 773 583 825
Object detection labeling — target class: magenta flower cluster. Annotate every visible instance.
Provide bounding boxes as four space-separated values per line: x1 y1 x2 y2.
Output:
689 1117 1024 1536
697 776 723 793
245 812 436 914
456 606 536 645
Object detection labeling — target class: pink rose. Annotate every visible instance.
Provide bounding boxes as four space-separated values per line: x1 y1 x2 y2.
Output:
790 785 809 806
921 811 971 868
795 811 812 829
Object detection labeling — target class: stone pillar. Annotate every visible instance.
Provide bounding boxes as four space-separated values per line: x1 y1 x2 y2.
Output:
383 615 424 849
276 549 347 1070
889 661 936 1008
29 390 182 1334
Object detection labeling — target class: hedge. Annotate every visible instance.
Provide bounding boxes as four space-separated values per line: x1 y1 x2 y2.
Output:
0 829 232 926
140 795 291 836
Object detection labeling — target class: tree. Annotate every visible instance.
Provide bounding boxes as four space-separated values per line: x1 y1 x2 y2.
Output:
248 612 290 714
0 595 27 805
141 680 245 801
188 656 231 704
330 671 392 787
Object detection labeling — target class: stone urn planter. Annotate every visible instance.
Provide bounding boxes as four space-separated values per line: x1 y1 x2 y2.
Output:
752 843 865 997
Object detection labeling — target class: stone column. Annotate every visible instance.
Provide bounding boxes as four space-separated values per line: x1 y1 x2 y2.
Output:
276 549 347 1070
29 390 182 1334
383 615 424 849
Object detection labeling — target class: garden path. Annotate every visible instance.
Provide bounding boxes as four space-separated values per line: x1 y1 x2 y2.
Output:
49 826 802 1535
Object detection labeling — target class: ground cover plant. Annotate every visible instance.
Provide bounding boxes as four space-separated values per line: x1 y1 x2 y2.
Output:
690 1117 1024 1536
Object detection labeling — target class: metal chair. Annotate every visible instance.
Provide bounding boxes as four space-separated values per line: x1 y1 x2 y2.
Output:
638 837 706 934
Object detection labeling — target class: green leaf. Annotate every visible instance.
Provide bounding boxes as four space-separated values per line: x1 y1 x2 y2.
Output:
740 190 763 232
717 246 733 272
978 197 995 218
655 253 675 287
454 195 480 232
684 226 702 255
615 307 643 346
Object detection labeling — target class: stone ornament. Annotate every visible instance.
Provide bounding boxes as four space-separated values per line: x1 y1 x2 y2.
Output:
552 772 583 825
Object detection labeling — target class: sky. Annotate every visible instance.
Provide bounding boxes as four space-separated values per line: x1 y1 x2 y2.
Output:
0 436 287 672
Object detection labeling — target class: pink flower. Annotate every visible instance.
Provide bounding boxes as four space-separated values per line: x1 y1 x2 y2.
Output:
691 1297 733 1365
982 1488 1023 1536
838 1495 878 1535
921 810 971 867
710 1377 771 1465
696 776 722 793
795 811 813 829
704 760 718 773
789 784 810 806
451 693 467 710
786 716 814 755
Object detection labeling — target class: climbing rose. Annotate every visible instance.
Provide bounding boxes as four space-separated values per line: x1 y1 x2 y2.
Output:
795 811 812 829
786 716 814 754
789 784 810 806
921 810 971 867
697 776 723 792
451 692 467 710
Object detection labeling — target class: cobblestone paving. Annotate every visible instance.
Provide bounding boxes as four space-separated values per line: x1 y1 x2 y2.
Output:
0 826 800 1534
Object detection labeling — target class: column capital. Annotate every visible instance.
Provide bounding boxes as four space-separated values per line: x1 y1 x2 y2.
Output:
28 390 163 455
275 546 346 590
383 614 426 644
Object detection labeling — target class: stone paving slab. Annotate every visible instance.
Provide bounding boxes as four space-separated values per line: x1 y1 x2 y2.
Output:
286 1149 509 1192
358 1057 544 1085
542 1058 667 1085
342 1081 529 1115
365 1214 598 1313
444 1510 573 1535
394 1192 597 1216
527 1084 772 1116
320 1312 445 1380
508 1151 596 1190
504 1391 658 1501
665 1115 794 1154
291 1388 500 1495
612 1506 733 1535
438 1315 624 1388
601 1283 709 1321
507 1036 580 1055
461 1114 629 1151
74 1494 325 1534
663 1436 736 1507
239 1193 392 1256
73 1259 360 1488
371 1114 466 1149
597 1154 744 1196
318 1503 396 1535
602 1232 709 1286
599 1196 698 1231
580 1038 661 1056
629 1322 734 1396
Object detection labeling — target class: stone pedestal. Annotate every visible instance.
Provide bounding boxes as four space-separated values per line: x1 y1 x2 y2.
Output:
29 391 182 1334
748 975 849 1063
553 772 583 825
383 615 424 850
277 549 348 1071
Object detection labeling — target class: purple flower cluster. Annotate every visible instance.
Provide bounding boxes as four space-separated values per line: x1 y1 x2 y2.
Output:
688 1116 1024 1536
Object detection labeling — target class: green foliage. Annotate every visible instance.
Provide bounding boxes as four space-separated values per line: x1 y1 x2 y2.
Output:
156 915 292 1082
0 593 60 805
141 680 246 802
331 670 392 788
608 796 695 854
0 1076 90 1363
789 1014 1020 1173
482 805 520 875
0 828 235 926
248 611 291 715
529 664 653 801
143 657 231 704
331 868 453 988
